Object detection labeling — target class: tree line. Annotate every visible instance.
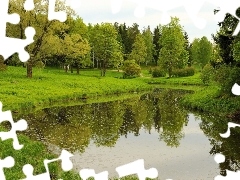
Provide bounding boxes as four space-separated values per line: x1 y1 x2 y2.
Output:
2 0 222 78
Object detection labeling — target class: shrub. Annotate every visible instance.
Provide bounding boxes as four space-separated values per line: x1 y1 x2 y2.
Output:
214 65 240 96
122 60 141 78
151 67 165 77
34 61 45 69
172 67 195 77
0 59 7 71
200 64 215 85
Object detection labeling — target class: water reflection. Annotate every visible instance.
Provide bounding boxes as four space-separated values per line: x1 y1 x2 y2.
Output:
197 113 240 176
15 89 188 152
11 89 240 178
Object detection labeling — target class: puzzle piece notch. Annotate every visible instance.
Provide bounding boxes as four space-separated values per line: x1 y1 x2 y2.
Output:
0 0 36 62
214 153 240 180
24 0 35 11
79 169 109 180
21 149 74 180
0 156 15 180
116 159 158 180
232 83 240 96
220 122 240 138
209 0 240 36
112 0 239 31
48 0 67 22
0 102 28 150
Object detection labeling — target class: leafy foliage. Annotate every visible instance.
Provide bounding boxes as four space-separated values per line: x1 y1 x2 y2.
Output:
214 65 240 96
200 64 215 85
129 34 147 65
190 36 212 69
158 17 189 77
122 60 141 78
89 23 123 76
151 67 165 77
172 67 195 77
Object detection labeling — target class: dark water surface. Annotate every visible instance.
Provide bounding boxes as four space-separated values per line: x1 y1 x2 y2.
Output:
13 89 240 180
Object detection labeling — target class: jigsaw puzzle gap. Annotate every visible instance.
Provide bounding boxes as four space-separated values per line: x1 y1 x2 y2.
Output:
116 159 158 180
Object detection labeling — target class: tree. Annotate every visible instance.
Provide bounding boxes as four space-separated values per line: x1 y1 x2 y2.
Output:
8 0 75 78
89 23 123 76
189 38 200 66
129 33 147 65
198 36 213 69
125 23 140 58
190 36 212 69
158 17 189 77
153 26 161 65
117 23 128 59
184 31 191 66
142 26 154 65
212 8 240 66
59 34 91 74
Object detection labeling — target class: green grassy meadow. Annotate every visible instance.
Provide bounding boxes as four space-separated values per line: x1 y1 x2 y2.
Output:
1 66 239 115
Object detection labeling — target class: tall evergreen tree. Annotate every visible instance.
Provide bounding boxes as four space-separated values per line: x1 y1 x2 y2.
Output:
153 26 161 65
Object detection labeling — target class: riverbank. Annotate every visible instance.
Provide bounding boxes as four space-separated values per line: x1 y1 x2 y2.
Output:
1 66 240 115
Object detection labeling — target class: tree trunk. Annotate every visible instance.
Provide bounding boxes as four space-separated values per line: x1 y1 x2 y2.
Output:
168 67 172 78
65 65 68 73
102 61 106 76
77 66 80 74
27 59 33 78
70 65 73 73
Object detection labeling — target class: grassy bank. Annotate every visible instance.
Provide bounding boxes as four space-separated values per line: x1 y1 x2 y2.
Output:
0 66 152 112
1 66 239 115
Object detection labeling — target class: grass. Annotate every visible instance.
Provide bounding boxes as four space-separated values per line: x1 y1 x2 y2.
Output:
1 66 239 115
0 66 152 111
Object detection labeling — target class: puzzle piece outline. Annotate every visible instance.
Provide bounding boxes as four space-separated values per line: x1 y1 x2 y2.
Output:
0 102 28 150
0 0 67 62
21 149 74 180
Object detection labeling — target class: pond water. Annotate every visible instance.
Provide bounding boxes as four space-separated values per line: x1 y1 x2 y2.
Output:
13 89 240 180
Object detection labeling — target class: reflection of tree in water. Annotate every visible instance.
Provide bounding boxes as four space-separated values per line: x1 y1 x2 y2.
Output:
120 104 140 137
153 97 161 133
14 89 189 153
90 101 124 147
198 113 240 176
17 106 92 153
156 90 187 147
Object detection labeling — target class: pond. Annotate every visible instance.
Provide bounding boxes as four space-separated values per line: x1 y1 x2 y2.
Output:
13 89 240 180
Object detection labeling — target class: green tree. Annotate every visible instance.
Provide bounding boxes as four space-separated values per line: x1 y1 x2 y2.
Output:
198 36 213 69
8 0 75 78
142 26 154 65
158 17 189 77
125 23 140 58
189 38 200 66
59 33 91 74
129 33 147 65
89 23 123 76
153 26 161 65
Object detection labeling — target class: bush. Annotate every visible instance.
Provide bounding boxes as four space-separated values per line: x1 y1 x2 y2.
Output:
151 67 165 77
34 61 45 69
214 65 240 96
172 67 195 77
122 60 141 78
0 59 7 71
200 64 215 85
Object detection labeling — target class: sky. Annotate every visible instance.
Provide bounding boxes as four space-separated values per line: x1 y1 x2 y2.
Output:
67 0 221 43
